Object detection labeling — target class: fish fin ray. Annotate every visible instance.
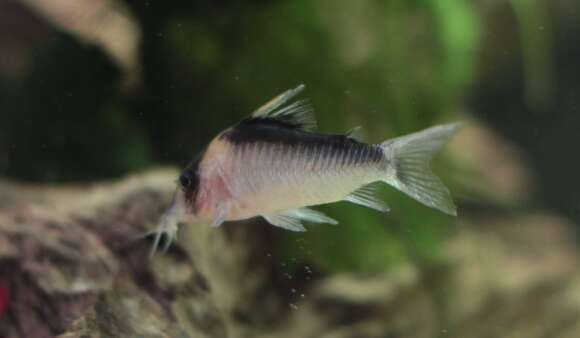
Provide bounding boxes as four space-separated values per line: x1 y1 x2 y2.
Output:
380 123 461 215
283 207 338 224
210 204 229 227
263 207 338 231
263 214 306 232
250 84 317 131
344 182 389 212
345 126 364 142
252 84 305 117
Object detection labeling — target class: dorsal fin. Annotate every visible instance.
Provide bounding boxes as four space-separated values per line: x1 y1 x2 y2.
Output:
250 84 317 131
345 126 364 142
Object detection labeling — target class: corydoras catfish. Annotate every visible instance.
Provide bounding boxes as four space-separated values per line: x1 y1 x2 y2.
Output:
150 85 460 253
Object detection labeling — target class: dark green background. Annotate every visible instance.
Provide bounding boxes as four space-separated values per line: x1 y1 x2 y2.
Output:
1 0 579 272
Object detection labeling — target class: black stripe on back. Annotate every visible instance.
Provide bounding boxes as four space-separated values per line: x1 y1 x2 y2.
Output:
221 119 384 164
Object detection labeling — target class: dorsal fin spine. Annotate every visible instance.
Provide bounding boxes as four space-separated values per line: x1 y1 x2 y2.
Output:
249 84 317 132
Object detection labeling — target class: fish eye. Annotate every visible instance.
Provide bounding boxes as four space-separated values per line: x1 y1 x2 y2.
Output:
179 173 191 188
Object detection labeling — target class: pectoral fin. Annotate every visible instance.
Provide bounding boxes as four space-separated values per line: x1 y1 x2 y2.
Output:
210 203 229 227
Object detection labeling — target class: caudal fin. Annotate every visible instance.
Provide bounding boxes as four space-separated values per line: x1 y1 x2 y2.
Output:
380 123 461 216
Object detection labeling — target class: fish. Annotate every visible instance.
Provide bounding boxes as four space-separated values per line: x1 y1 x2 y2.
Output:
149 84 460 253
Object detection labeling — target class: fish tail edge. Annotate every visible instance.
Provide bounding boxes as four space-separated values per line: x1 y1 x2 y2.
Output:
380 123 461 216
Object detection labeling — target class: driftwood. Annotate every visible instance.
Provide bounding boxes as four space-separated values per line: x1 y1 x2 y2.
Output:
1 169 580 338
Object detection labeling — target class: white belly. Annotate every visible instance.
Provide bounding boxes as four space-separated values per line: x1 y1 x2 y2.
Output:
226 165 379 220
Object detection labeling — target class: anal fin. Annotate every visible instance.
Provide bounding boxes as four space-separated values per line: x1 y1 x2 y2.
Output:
344 182 389 212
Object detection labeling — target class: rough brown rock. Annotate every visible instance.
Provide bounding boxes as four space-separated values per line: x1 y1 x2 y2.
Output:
1 169 580 338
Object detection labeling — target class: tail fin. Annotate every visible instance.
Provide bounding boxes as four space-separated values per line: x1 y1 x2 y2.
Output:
380 123 461 216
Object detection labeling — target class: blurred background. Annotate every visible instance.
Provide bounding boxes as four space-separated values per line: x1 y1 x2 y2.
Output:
1 0 580 336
